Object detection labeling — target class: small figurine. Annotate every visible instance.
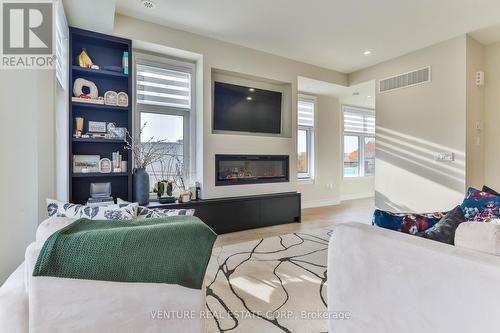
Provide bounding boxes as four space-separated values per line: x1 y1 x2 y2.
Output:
78 48 94 68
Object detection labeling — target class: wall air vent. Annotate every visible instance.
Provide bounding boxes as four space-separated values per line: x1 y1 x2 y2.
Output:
378 66 431 93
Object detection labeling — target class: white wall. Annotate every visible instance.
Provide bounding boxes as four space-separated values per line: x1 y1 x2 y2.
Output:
0 70 56 284
349 36 467 212
298 95 342 208
484 41 500 191
465 36 485 189
114 15 347 199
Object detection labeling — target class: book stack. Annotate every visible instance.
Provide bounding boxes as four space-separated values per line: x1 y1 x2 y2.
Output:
87 197 114 206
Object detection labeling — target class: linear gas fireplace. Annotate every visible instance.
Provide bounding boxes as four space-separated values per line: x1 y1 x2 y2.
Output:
215 154 289 186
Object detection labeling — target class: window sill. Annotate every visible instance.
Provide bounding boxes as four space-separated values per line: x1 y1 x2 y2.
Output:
343 175 375 180
298 178 315 185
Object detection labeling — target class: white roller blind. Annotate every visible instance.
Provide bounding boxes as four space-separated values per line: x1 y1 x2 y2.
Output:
136 63 191 109
343 107 375 134
298 98 315 127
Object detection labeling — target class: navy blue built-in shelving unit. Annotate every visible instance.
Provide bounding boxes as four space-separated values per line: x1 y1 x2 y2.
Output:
69 27 132 204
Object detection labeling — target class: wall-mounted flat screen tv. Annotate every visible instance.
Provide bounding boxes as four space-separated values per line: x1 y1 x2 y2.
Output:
213 82 282 134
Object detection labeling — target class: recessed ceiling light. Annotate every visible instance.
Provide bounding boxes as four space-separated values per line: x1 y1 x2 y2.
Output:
140 0 156 9
363 50 372 55
249 88 255 92
367 95 372 98
246 96 252 101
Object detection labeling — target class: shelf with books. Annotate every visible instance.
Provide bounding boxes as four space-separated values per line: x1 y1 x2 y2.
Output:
69 27 132 204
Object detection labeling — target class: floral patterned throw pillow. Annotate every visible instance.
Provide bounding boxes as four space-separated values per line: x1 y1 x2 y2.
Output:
460 187 500 222
373 209 446 235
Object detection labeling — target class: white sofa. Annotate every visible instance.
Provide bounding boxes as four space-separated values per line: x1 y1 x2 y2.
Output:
328 222 500 333
0 217 206 333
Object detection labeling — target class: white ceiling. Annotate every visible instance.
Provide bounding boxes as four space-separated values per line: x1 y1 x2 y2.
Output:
470 23 500 45
299 77 376 109
115 0 500 73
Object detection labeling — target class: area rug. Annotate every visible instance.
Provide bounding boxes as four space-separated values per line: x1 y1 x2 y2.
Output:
205 228 333 333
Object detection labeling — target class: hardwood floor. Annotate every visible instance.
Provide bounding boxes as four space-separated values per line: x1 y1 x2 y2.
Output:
214 197 375 247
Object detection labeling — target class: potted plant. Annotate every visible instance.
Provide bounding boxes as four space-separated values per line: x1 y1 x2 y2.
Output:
151 150 186 204
125 123 165 205
154 179 176 203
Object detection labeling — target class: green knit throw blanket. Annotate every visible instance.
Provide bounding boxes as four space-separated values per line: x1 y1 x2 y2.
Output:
33 216 217 289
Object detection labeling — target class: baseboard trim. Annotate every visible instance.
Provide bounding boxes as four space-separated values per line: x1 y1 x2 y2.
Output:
341 192 375 201
302 198 341 209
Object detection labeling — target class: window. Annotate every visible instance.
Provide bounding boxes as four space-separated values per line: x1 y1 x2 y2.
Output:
135 54 195 192
343 106 375 177
298 96 315 179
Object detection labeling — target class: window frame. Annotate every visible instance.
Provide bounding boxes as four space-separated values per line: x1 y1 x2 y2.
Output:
342 105 375 178
297 94 316 180
133 52 196 188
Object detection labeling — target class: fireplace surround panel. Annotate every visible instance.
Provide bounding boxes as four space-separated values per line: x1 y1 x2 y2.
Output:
215 154 289 186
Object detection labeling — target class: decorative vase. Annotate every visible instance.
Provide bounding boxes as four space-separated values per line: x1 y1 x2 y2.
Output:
133 168 150 205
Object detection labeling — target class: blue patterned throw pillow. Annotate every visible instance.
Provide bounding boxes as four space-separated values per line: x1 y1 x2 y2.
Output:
373 209 446 235
460 187 500 222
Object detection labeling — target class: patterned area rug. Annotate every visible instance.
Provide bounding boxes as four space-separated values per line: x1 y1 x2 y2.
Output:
205 228 332 333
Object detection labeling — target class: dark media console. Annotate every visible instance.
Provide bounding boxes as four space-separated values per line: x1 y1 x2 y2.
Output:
147 192 301 234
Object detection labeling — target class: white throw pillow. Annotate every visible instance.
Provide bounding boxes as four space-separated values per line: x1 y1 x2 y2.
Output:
455 221 500 256
46 199 136 220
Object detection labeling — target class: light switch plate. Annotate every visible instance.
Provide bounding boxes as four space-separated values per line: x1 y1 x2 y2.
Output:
434 152 454 162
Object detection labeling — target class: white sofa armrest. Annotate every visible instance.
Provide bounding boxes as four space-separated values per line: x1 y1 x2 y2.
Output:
0 263 28 333
35 217 77 244
455 222 500 256
328 222 500 333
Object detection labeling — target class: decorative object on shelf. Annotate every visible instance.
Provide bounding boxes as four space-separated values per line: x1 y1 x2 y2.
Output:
112 151 122 173
122 51 129 74
89 133 110 139
73 155 100 173
133 168 149 205
90 182 112 197
178 191 192 203
88 182 113 206
73 78 98 99
72 96 104 104
90 64 99 70
117 92 129 107
107 122 115 132
108 127 126 140
154 180 176 203
189 185 197 200
120 161 127 173
74 117 84 138
88 121 106 133
104 90 118 105
99 158 112 173
158 196 176 204
195 181 201 200
78 48 94 68
126 123 167 205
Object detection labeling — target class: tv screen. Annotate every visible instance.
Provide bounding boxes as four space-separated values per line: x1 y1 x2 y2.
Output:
213 82 282 134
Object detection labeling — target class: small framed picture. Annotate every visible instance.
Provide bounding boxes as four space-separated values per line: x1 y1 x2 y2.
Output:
117 92 129 107
104 91 118 106
99 158 112 173
108 127 126 140
88 121 106 133
73 155 100 173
